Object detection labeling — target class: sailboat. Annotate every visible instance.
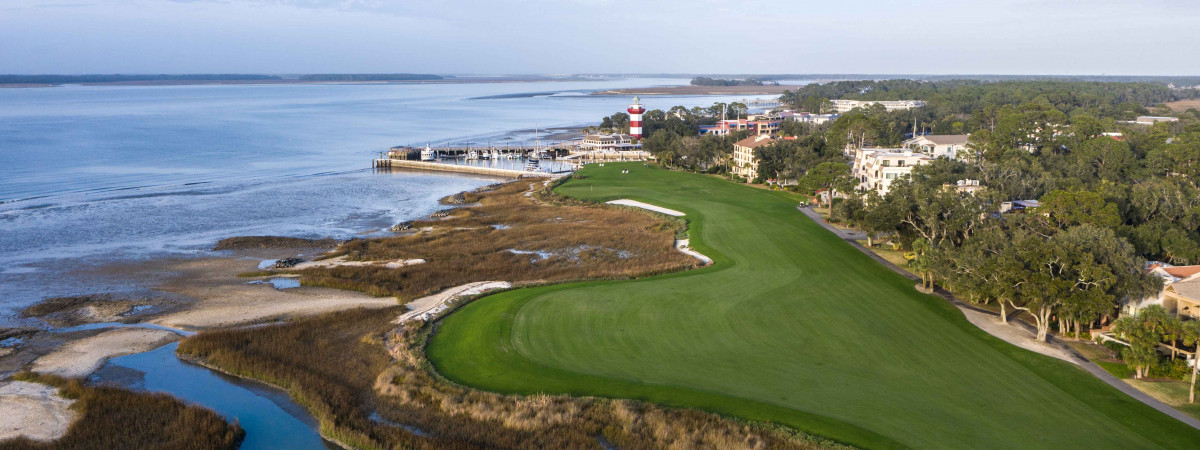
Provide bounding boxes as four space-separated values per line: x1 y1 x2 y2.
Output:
420 144 436 161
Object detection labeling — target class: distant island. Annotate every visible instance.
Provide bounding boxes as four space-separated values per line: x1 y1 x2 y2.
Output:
690 76 778 87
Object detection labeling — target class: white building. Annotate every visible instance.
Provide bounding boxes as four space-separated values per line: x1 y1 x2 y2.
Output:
903 134 970 160
580 133 635 151
732 135 777 181
830 99 925 113
852 148 933 196
789 112 840 125
1133 116 1180 125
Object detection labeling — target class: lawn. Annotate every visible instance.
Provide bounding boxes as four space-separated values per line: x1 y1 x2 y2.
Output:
428 162 1200 449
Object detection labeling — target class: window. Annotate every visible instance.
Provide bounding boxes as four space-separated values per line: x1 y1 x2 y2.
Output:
886 173 897 179
897 160 905 167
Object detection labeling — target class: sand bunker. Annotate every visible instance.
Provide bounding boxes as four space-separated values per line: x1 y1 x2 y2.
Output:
396 281 511 323
606 199 685 217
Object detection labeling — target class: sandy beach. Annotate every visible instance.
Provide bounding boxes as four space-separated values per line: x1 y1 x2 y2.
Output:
0 381 77 442
31 328 181 378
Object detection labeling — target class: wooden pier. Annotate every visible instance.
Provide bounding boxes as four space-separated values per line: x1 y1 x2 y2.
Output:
373 159 558 178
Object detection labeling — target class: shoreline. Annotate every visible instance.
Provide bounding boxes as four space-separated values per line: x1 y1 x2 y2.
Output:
0 76 622 89
592 85 801 96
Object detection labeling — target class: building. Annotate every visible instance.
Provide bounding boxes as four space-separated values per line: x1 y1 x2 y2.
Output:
830 99 925 113
699 115 782 137
732 135 777 180
1125 263 1200 320
1133 116 1179 125
790 112 840 125
852 148 933 195
998 200 1041 213
945 179 983 195
580 133 636 151
903 134 970 160
627 97 646 139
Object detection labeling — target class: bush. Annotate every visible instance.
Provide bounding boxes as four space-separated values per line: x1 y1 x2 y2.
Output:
1147 359 1192 381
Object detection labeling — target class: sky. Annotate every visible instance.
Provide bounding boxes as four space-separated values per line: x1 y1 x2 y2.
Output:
1 0 1198 75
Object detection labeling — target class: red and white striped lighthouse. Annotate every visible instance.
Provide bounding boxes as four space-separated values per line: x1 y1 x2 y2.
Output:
627 96 646 139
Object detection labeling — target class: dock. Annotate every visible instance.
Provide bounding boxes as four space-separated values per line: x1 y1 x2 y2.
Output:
372 159 558 178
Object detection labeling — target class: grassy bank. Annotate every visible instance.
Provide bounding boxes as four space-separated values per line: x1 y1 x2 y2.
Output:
299 181 696 299
1 373 242 449
178 307 841 449
428 162 1200 448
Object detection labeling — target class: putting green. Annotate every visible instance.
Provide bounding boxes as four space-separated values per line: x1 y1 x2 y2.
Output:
428 163 1200 448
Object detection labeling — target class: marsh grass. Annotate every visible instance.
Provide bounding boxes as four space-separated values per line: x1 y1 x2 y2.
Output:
299 181 696 300
2 372 242 450
179 307 843 449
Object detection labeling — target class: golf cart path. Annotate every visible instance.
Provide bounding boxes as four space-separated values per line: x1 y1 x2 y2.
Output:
798 205 1200 431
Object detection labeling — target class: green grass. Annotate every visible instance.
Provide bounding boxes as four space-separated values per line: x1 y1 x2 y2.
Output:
428 162 1200 449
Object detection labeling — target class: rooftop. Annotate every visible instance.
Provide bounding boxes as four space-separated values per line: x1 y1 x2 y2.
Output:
911 134 969 145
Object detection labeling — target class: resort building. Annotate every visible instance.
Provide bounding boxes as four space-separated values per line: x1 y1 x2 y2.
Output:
852 148 933 196
700 115 782 137
903 134 970 160
999 200 1041 213
732 135 777 180
1126 263 1200 320
580 133 637 151
790 112 840 125
830 99 925 113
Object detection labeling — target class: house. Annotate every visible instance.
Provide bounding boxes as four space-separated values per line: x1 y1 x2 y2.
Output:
1125 263 1200 320
945 179 983 195
852 148 933 196
580 133 636 151
903 134 970 160
998 200 1040 213
732 135 777 180
830 99 925 113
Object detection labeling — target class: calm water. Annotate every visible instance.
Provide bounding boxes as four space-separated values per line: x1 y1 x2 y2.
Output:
97 342 334 450
0 78 771 321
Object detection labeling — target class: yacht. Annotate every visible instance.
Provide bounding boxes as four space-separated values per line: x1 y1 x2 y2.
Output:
466 150 479 160
491 148 502 160
420 144 436 161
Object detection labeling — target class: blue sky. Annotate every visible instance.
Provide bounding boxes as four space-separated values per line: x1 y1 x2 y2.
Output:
1 0 1197 75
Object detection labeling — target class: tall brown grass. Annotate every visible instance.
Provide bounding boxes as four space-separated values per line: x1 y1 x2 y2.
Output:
178 307 847 449
298 181 696 300
1 372 242 450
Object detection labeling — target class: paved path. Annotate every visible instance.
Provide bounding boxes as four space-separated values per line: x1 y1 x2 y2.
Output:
797 205 1200 430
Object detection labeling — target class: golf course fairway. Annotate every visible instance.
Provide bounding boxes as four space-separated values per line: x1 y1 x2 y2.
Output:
428 163 1200 449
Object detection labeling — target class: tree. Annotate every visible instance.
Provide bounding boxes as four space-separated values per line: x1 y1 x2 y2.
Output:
1038 189 1121 229
1111 305 1170 379
798 162 854 208
1180 320 1200 403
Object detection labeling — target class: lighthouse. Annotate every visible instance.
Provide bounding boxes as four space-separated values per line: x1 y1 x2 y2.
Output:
627 96 646 140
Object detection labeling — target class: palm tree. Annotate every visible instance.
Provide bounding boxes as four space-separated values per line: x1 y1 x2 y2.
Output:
1181 320 1200 403
1112 306 1171 379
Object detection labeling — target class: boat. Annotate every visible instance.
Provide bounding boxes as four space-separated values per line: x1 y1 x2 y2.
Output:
420 144 436 161
491 148 502 159
524 159 540 171
466 150 479 160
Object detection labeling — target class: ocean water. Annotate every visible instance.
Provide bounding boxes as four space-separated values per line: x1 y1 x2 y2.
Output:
0 78 775 321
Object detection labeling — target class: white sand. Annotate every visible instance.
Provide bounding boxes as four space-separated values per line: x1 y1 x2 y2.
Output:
674 239 712 265
606 199 685 217
396 281 511 323
152 258 399 329
31 328 180 378
0 381 77 442
289 255 426 270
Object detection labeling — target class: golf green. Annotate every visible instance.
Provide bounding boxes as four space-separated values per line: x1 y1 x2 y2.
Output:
428 163 1200 448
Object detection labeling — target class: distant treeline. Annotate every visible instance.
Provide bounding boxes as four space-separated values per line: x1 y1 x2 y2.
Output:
689 77 774 87
0 74 281 84
297 73 444 82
